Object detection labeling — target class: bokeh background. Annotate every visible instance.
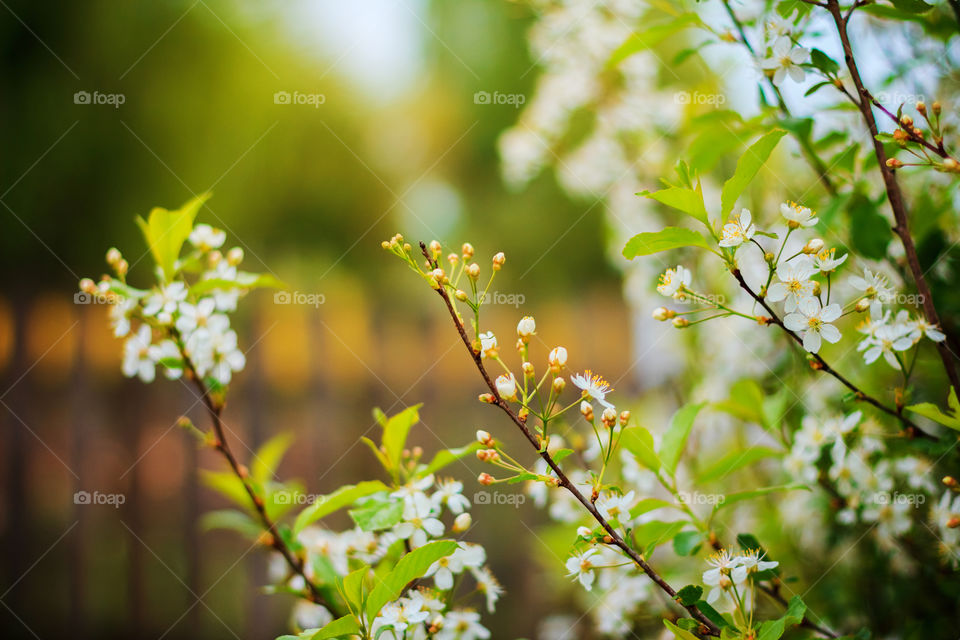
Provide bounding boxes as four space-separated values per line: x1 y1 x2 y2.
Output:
0 1 638 638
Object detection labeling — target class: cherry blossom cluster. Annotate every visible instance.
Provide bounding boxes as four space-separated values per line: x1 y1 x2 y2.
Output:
701 549 778 617
280 474 498 639
79 222 250 387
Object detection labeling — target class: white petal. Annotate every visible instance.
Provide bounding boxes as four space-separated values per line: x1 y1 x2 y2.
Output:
820 303 842 322
783 313 807 332
803 330 822 353
820 324 841 344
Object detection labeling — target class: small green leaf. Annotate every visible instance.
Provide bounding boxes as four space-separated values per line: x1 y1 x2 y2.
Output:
673 530 703 556
421 442 482 475
252 433 294 485
620 426 660 472
364 540 458 620
659 402 707 477
302 614 361 640
190 272 288 296
641 184 710 226
553 448 575 463
713 484 810 513
293 481 389 535
663 619 702 640
381 405 422 472
632 520 687 554
720 130 787 221
629 498 677 519
758 595 807 640
890 0 933 13
199 509 261 538
676 584 703 606
906 387 960 431
809 48 840 75
341 567 367 612
349 498 404 532
623 227 712 259
201 470 251 509
136 193 210 280
608 14 703 66
697 447 783 484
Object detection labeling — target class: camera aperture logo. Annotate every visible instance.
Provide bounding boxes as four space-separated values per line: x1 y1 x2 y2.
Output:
473 91 525 108
74 90 126 109
74 490 126 508
274 291 325 308
274 91 326 108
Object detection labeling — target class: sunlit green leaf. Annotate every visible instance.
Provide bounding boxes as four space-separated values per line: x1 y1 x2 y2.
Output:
136 193 210 280
720 130 787 222
659 402 707 477
623 227 712 259
364 540 458 620
293 481 389 535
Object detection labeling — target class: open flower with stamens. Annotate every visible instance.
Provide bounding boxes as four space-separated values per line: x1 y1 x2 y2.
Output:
813 247 847 273
767 256 816 312
565 548 600 591
783 298 842 353
779 201 818 228
761 37 810 86
702 550 740 604
570 370 614 409
731 549 778 583
657 265 691 298
719 208 756 248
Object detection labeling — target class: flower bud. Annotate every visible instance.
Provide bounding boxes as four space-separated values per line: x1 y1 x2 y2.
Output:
932 101 941 115
886 158 904 169
672 317 689 328
522 361 535 377
452 513 472 533
619 410 631 426
477 430 494 446
207 250 223 267
227 247 244 266
476 449 489 461
764 252 775 263
948 517 960 529
462 242 474 259
855 298 871 312
943 158 959 172
548 346 567 369
429 240 442 257
466 263 480 279
601 408 617 428
811 281 821 296
478 472 495 486
381 240 391 249
900 115 913 128
943 476 957 488
518 407 529 422
455 289 468 301
106 247 122 265
803 238 825 254
517 316 536 341
447 253 459 266
115 259 129 277
431 268 446 283
892 129 909 144
495 373 518 400
479 393 495 403
652 307 674 321
403 243 412 252
492 252 506 271
552 376 566 393
580 401 594 422
79 278 97 294
916 101 926 115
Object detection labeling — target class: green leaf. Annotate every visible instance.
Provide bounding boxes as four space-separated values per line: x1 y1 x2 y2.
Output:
641 185 710 226
809 48 840 75
847 193 890 260
341 567 367 612
673 530 703 556
696 600 734 629
135 193 210 280
293 481 389 535
302 614 361 640
663 619 702 640
720 130 787 221
190 272 288 296
713 484 810 513
622 227 712 259
252 433 294 485
659 402 706 477
421 442 482 475
553 448 575 463
629 498 677 519
620 426 660 472
201 470 251 509
365 540 458 620
349 498 404 532
199 509 262 538
890 0 933 13
758 595 807 640
676 584 703 606
906 387 960 431
713 379 767 426
609 14 703 66
697 447 783 484
632 520 687 554
381 405 422 471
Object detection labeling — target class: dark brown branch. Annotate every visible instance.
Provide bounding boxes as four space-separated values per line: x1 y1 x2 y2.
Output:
421 243 721 637
176 337 331 609
822 0 960 394
731 269 934 440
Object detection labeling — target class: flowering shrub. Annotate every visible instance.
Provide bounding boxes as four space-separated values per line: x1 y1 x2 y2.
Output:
82 197 497 640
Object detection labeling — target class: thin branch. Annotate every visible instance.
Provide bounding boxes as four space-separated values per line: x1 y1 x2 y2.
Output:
731 269 934 440
176 335 332 610
821 0 960 394
421 244 722 637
